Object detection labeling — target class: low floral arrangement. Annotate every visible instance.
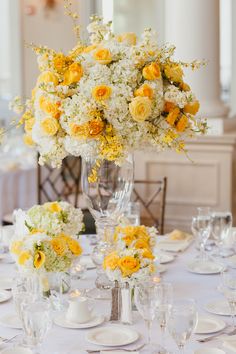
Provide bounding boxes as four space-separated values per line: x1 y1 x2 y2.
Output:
10 201 84 273
113 225 158 251
103 247 155 285
10 4 207 175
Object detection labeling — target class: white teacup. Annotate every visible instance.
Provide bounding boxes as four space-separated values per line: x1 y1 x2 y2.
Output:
66 296 93 323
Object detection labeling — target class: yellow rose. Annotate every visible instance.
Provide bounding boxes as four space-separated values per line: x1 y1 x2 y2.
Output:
179 81 191 92
116 32 137 45
176 114 188 132
40 117 59 136
142 62 161 80
18 251 31 265
24 117 35 133
10 241 23 255
118 256 140 277
92 85 112 101
88 119 105 137
183 101 200 115
142 248 155 260
44 202 62 213
34 251 45 269
63 63 83 85
39 96 61 119
134 84 154 99
164 63 183 83
122 234 136 247
23 134 35 146
51 237 67 256
134 239 150 250
70 123 87 137
93 48 112 65
67 238 82 256
37 71 59 86
164 101 176 113
53 53 72 74
129 96 152 122
103 252 120 270
166 107 180 126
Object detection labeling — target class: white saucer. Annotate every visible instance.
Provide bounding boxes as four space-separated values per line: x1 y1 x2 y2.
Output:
0 313 22 329
0 276 13 290
80 256 96 270
194 349 225 354
194 316 226 334
1 348 32 354
0 290 12 303
158 253 175 264
186 260 224 275
54 314 104 329
205 299 236 316
86 325 139 346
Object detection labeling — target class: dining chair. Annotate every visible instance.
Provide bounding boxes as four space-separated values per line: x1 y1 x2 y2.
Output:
132 177 167 234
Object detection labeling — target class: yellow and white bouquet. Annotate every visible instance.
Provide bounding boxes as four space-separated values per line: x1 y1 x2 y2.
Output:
10 201 84 273
103 247 155 285
114 225 158 251
11 14 207 170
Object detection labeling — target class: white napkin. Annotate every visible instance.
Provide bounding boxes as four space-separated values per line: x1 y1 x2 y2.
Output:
156 240 192 252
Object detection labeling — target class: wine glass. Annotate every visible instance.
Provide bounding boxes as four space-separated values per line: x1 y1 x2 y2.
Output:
222 268 236 328
21 298 52 353
167 299 197 354
191 210 212 261
134 282 164 354
155 283 173 352
211 211 233 257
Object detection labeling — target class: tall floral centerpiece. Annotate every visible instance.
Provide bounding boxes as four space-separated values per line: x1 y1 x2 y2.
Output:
10 9 207 237
10 201 84 294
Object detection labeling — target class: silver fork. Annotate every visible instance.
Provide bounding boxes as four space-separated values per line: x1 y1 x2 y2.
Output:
86 343 145 353
0 334 20 344
197 327 236 343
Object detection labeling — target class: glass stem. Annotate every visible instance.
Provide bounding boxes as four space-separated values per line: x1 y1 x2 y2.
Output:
178 344 185 354
145 320 152 345
231 312 236 329
160 326 166 348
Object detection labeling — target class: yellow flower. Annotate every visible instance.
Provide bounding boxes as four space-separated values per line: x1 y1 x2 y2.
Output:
53 53 72 74
164 101 176 113
118 256 140 277
10 241 23 255
176 114 188 132
37 71 59 86
51 237 67 256
83 44 97 53
93 48 112 65
164 63 183 83
135 239 150 250
122 234 136 246
24 117 35 133
116 32 137 45
18 251 31 265
67 238 82 256
34 251 45 269
39 96 61 119
92 85 112 101
129 96 152 122
103 252 120 270
40 117 59 136
134 84 154 99
30 228 44 235
179 81 191 91
149 263 156 273
142 248 155 260
183 101 200 115
31 87 37 100
142 62 161 80
44 202 62 213
166 107 180 126
88 119 105 137
23 134 35 146
63 63 83 85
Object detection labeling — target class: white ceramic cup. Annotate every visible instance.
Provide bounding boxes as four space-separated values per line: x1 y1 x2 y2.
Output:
66 296 93 323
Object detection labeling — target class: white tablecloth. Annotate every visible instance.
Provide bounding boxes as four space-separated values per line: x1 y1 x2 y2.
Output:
0 237 235 354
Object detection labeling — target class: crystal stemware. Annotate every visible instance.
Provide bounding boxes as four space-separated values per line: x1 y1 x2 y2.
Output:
167 298 197 354
191 210 212 261
134 282 164 354
211 211 233 257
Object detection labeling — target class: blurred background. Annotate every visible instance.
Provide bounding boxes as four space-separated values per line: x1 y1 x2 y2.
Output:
0 0 235 232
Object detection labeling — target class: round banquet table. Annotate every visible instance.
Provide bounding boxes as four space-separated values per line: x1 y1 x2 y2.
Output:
0 236 235 354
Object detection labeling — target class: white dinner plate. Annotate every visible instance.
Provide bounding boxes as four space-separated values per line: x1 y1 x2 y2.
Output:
80 256 96 270
1 348 33 354
194 316 226 334
0 290 12 303
0 276 13 290
158 253 175 264
54 314 104 329
205 299 236 316
186 260 224 275
86 325 139 347
194 349 225 354
0 313 22 329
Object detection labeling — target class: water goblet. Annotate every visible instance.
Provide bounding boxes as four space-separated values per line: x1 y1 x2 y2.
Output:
211 211 233 257
134 281 164 354
191 210 212 261
167 298 197 354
